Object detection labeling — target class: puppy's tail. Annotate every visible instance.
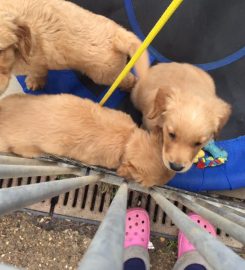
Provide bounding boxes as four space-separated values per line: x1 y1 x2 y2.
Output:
114 28 150 79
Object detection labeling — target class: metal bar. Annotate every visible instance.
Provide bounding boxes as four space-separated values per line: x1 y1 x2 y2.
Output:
0 264 22 270
195 197 245 227
0 175 101 215
79 183 128 270
33 155 245 208
154 187 245 244
0 165 80 178
0 155 55 166
150 190 245 270
158 185 245 210
99 175 245 211
92 176 245 241
218 204 245 218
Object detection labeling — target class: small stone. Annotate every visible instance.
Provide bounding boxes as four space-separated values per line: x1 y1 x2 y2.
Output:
160 237 165 242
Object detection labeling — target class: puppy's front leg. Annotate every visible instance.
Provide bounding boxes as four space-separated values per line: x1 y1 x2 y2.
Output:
25 67 48 91
10 145 42 158
85 64 136 90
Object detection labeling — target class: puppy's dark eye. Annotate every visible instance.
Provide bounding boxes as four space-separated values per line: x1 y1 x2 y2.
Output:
169 132 176 139
194 142 202 147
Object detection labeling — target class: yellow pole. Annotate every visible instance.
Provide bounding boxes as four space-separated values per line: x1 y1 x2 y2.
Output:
99 0 184 106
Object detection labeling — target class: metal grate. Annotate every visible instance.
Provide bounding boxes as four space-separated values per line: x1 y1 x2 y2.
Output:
0 173 243 250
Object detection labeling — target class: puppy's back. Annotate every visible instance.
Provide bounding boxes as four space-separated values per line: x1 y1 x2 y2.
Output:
0 94 136 167
0 93 135 130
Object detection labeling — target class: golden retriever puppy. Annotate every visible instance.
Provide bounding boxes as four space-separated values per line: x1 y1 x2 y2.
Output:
131 62 231 173
0 94 174 187
0 0 149 94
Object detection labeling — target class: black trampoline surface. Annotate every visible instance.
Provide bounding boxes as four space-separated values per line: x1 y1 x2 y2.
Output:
70 0 245 140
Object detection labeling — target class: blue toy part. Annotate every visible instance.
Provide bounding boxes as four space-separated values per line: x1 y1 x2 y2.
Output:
203 139 228 159
168 136 245 192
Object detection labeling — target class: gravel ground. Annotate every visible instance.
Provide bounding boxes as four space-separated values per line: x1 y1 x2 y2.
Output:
0 212 177 270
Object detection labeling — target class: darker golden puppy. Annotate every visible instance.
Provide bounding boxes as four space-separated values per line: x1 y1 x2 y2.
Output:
0 94 174 187
131 63 231 173
0 0 149 94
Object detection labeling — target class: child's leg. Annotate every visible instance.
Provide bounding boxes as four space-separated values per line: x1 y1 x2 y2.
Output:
173 250 212 270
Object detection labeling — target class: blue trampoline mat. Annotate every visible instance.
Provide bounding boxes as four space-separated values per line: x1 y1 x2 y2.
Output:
17 70 127 108
168 136 245 192
17 70 245 192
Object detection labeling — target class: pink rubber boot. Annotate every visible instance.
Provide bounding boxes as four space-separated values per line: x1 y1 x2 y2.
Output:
178 212 217 258
124 208 150 270
173 213 216 270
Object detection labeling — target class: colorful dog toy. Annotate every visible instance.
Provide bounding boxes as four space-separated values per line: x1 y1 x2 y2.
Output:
194 139 228 169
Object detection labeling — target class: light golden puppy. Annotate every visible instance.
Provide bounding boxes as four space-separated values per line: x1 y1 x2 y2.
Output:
0 94 174 187
131 62 231 173
0 0 149 94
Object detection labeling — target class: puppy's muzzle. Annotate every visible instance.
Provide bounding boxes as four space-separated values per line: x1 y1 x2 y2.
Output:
169 162 184 172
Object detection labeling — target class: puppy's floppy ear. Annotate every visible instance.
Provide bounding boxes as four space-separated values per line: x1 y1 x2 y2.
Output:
14 20 32 63
147 87 173 120
151 126 163 145
213 98 232 138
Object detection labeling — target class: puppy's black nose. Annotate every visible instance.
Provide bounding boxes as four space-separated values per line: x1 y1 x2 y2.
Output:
169 162 184 172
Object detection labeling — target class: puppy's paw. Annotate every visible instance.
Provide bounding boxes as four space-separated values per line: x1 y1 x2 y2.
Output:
25 76 46 91
119 73 136 91
138 179 155 188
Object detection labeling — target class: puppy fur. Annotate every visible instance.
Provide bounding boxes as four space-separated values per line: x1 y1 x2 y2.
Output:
0 94 174 187
0 0 149 94
131 62 231 173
